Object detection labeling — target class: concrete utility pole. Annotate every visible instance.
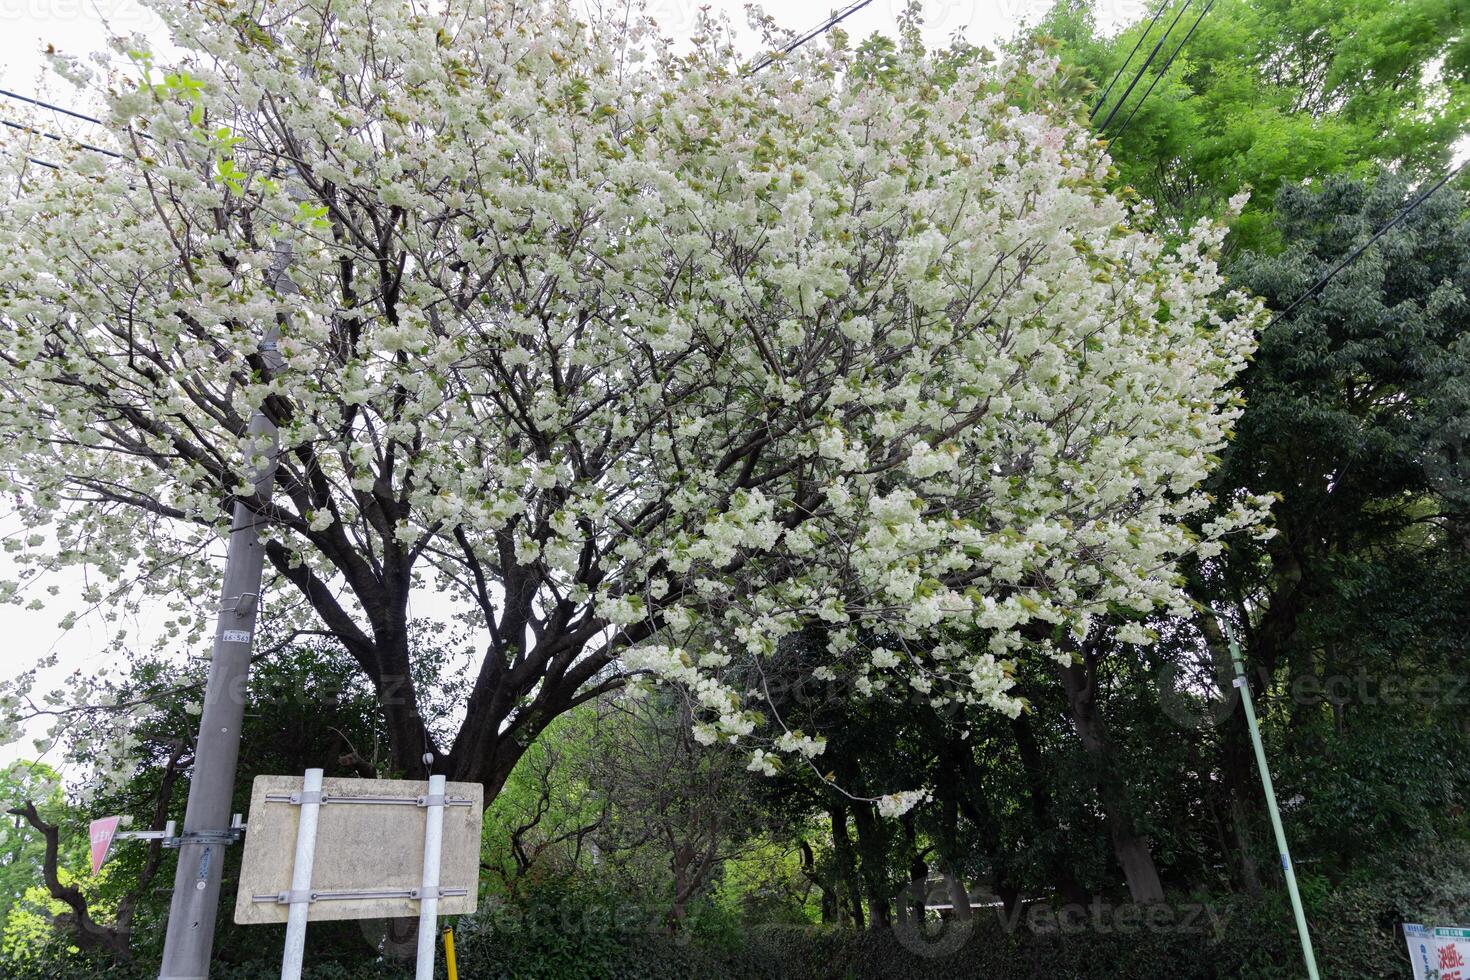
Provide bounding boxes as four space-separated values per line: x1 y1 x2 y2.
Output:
158 249 291 980
1225 621 1320 980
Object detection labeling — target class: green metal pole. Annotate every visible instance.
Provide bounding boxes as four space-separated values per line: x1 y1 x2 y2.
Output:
1225 621 1321 980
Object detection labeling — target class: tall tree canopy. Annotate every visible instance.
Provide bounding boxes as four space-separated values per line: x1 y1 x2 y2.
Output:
1041 0 1470 248
0 0 1263 804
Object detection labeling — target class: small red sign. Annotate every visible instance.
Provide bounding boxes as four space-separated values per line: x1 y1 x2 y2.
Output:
89 816 122 875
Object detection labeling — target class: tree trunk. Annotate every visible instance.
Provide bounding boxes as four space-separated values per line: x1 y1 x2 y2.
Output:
8 802 132 959
939 728 1026 919
850 800 892 929
799 839 840 924
828 801 865 929
934 794 973 921
1059 657 1165 904
1011 713 1091 906
906 843 930 924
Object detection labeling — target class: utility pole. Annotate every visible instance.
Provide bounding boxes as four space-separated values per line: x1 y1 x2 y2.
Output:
1225 621 1320 980
158 247 291 979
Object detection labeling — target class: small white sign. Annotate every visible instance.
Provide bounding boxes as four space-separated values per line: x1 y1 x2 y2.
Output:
221 629 252 644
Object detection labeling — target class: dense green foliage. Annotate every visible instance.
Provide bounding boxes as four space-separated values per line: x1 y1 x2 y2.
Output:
1040 0 1469 249
8 841 1470 979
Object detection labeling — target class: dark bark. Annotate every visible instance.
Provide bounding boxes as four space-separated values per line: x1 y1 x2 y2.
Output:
1059 653 1165 904
827 801 866 929
933 792 973 921
7 742 187 960
900 816 934 923
668 837 718 932
266 534 626 800
797 838 839 924
849 800 893 929
936 730 1022 917
8 800 130 958
1010 713 1092 907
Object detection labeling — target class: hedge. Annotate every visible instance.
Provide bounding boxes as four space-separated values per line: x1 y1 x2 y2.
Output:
9 841 1469 979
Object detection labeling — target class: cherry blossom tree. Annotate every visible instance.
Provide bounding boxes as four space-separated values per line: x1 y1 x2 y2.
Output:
0 0 1268 808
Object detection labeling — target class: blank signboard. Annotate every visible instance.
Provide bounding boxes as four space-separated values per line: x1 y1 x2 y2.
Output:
233 775 483 924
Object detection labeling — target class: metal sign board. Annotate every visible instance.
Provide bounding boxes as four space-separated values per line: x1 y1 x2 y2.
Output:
89 816 121 874
1405 924 1470 980
233 775 483 924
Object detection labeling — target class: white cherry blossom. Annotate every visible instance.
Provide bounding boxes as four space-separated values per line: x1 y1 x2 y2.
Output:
0 0 1268 800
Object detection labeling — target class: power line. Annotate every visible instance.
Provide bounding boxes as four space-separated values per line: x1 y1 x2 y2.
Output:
0 87 154 144
1265 159 1468 330
0 148 62 171
0 90 152 184
1108 0 1215 142
1095 0 1193 133
747 0 876 74
1 118 125 159
1091 0 1172 118
0 87 108 127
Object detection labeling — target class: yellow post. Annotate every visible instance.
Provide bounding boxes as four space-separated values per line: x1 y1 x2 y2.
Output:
443 926 459 980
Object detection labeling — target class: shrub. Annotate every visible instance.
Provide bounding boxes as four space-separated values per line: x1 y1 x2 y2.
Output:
14 841 1470 979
